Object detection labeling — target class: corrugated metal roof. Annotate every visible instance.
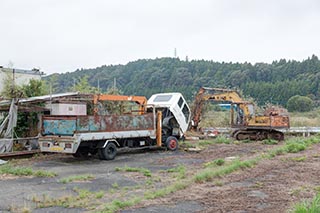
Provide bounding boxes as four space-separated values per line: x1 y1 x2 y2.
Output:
0 92 81 106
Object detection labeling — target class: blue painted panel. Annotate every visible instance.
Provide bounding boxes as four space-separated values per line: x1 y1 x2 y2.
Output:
43 119 76 136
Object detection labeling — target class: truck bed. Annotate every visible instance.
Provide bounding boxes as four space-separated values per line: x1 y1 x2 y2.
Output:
39 113 157 153
42 113 156 136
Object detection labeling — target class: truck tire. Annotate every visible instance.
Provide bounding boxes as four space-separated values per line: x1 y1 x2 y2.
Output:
72 147 89 158
99 143 117 160
166 136 178 151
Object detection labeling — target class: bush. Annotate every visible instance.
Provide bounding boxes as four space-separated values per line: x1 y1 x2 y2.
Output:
287 95 313 112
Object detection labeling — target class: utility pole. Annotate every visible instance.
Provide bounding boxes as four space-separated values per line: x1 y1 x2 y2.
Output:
97 79 100 93
12 68 15 97
113 78 117 90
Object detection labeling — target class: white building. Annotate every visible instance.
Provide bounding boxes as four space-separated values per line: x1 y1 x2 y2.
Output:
0 67 43 94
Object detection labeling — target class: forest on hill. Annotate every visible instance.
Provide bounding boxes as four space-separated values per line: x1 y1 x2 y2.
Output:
45 55 320 107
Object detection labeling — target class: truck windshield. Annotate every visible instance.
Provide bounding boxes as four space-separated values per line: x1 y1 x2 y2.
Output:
153 95 173 102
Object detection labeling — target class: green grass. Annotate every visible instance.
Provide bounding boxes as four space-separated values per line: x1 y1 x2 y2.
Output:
144 181 190 200
194 158 258 183
33 187 104 209
9 203 31 213
180 141 195 148
0 164 56 177
115 166 152 177
290 109 320 127
59 174 95 184
204 158 225 167
212 136 232 144
164 165 186 179
262 139 279 145
200 110 230 127
101 197 142 213
314 186 320 193
292 193 320 213
289 156 307 162
285 142 306 153
198 136 232 147
242 139 254 143
267 136 320 158
112 182 119 189
198 140 216 146
95 191 104 199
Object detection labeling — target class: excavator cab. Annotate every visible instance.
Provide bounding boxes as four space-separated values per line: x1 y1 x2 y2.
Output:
230 102 254 127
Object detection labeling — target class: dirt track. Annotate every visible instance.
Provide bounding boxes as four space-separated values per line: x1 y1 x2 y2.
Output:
1 140 320 212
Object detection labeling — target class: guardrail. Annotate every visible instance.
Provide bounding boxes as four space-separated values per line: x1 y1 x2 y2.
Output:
283 127 320 133
215 127 320 137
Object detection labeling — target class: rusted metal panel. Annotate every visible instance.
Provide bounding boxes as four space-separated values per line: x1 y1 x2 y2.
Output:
42 113 155 136
100 113 154 132
270 115 290 128
77 116 101 132
42 116 77 136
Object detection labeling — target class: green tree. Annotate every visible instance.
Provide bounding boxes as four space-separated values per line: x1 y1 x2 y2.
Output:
0 73 23 98
22 79 47 97
287 95 313 112
42 73 59 94
102 87 126 115
44 55 320 106
17 79 47 137
72 76 98 93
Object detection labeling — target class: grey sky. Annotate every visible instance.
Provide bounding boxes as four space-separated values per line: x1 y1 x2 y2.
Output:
1 0 320 74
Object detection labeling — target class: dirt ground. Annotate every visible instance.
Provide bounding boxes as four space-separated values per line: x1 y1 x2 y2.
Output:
1 140 320 212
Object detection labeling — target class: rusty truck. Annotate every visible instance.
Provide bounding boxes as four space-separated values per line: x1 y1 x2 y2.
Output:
38 93 190 160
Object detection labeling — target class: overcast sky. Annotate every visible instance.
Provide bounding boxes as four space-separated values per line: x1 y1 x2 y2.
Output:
1 0 320 74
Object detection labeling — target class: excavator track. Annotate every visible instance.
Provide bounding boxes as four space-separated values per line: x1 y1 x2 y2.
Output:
232 129 284 141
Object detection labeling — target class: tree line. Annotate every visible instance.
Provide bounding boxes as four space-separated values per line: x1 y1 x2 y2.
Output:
44 55 320 108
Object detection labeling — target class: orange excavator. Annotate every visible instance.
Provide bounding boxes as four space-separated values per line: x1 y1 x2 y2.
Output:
191 87 290 140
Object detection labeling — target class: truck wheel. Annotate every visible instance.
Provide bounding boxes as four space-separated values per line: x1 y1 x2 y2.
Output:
100 143 117 160
166 136 178 151
98 148 105 160
73 148 89 158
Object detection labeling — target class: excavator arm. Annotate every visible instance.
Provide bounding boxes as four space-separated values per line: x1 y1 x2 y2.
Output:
191 87 243 130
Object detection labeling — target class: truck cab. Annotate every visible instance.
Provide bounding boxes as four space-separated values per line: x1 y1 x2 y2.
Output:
148 93 190 140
